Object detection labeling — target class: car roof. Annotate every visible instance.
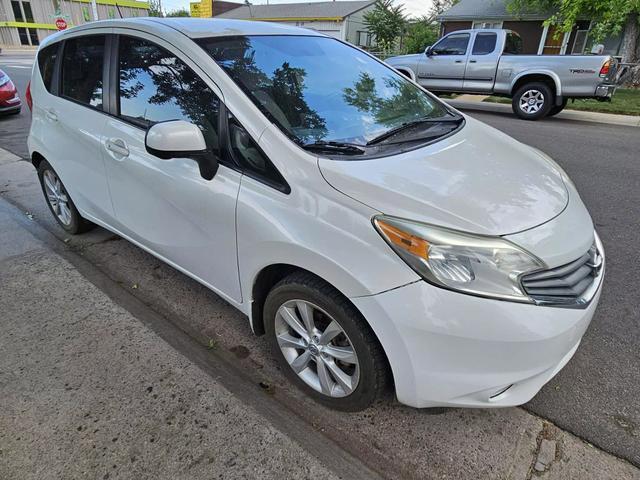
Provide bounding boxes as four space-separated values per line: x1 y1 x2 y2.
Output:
43 17 325 43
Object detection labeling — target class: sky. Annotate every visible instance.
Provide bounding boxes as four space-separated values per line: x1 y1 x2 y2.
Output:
161 0 435 20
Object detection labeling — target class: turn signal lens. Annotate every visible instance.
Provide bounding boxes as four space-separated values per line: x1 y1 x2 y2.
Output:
25 81 32 111
375 219 429 258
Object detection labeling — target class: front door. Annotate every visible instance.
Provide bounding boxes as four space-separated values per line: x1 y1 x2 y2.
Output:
101 33 242 302
417 32 470 91
463 31 500 92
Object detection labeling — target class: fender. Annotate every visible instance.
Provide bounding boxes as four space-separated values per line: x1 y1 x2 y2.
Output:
510 69 563 103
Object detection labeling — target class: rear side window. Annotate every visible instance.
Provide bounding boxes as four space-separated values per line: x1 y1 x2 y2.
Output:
504 32 523 55
472 33 497 55
116 36 222 156
60 35 105 109
37 43 59 93
432 33 470 55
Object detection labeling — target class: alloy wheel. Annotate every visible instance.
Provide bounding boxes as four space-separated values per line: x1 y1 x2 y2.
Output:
43 169 72 226
274 299 360 398
519 89 545 114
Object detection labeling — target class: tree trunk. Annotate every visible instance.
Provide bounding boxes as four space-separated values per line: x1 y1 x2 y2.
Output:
620 13 638 62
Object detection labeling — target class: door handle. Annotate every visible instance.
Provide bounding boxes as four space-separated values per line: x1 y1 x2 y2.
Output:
45 109 58 122
455 60 463 63
105 138 130 158
469 60 477 63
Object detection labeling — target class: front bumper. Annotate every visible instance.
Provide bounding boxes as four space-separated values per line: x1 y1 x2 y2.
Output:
352 271 603 408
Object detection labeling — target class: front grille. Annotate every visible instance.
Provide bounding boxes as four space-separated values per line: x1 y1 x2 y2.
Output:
521 243 603 306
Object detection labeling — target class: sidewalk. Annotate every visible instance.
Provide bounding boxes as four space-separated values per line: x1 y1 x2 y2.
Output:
0 154 639 479
448 97 640 127
0 196 349 480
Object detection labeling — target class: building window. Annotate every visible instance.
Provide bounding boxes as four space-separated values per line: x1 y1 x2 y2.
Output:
357 31 372 47
472 20 503 29
22 1 34 22
11 1 24 21
28 28 39 45
17 27 30 45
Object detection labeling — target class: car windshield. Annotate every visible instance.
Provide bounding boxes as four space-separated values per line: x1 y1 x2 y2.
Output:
198 35 451 148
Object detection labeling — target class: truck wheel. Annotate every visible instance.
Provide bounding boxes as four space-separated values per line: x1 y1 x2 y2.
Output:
512 82 553 120
548 98 569 117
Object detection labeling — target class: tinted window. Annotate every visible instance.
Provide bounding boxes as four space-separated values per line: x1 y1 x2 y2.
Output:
38 43 59 93
117 36 221 156
433 33 470 55
472 33 497 55
504 32 523 55
199 35 448 147
61 35 105 109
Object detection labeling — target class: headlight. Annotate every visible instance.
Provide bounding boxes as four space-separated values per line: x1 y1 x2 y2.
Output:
374 216 545 302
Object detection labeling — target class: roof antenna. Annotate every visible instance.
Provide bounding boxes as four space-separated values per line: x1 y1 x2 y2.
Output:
115 1 123 18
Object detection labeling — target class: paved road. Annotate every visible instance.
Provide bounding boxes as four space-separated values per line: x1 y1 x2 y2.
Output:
1 51 639 467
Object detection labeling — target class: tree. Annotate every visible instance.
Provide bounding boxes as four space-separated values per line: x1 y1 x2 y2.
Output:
507 0 640 62
404 19 440 54
429 0 459 19
147 0 162 17
364 0 406 52
166 8 190 17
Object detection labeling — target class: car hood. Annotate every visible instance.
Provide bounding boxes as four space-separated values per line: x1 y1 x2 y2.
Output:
318 116 569 236
385 54 420 66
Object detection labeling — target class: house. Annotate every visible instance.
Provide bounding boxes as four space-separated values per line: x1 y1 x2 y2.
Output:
437 0 623 57
215 0 376 47
0 0 148 46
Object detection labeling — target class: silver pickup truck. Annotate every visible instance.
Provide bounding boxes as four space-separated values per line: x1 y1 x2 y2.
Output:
386 29 619 120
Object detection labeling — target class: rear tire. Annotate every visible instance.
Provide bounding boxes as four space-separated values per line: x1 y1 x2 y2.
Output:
37 160 94 234
264 271 390 411
512 82 554 120
548 98 568 117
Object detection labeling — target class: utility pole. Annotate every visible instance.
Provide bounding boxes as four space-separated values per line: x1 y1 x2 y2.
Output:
90 0 99 20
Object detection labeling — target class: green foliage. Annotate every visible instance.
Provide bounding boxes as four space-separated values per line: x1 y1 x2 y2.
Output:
404 20 439 54
364 0 407 51
430 0 459 17
507 0 640 41
147 0 163 17
166 8 190 17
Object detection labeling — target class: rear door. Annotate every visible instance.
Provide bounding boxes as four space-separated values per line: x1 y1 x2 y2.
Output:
417 32 470 91
463 31 500 92
37 32 115 222
100 32 242 302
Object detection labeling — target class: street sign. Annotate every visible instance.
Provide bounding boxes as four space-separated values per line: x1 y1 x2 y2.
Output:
55 18 68 30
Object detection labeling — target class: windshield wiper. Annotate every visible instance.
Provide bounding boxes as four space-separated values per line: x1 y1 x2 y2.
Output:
302 140 365 155
366 114 463 146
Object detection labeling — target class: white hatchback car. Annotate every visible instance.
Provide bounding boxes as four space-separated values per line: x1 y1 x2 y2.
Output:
28 18 604 411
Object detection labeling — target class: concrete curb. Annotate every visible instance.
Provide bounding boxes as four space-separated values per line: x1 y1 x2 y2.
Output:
448 99 640 127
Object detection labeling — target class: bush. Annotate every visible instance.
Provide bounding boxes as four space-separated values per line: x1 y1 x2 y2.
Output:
404 21 439 54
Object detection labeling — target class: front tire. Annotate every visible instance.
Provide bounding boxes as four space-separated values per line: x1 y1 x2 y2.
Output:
37 160 94 234
512 82 553 120
264 272 390 411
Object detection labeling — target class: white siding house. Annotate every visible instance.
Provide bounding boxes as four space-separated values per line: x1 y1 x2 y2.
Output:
215 1 375 47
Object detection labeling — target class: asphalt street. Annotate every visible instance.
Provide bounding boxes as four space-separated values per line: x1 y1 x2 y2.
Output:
1 51 639 468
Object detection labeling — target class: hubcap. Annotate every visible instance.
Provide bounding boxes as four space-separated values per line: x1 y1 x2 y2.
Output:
275 300 360 398
43 169 72 226
519 89 545 114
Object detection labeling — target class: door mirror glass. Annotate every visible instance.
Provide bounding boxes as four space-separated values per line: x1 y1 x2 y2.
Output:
425 45 432 56
145 120 219 180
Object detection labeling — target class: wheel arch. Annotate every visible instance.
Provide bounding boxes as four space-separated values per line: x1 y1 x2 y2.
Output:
393 66 416 81
510 71 561 103
31 151 47 170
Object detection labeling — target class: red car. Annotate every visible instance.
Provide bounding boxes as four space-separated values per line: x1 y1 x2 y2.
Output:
0 69 21 115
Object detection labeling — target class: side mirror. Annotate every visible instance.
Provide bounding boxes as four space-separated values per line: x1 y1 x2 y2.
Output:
145 120 219 180
425 46 433 56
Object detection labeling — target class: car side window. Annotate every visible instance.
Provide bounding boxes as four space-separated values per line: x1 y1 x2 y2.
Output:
432 33 470 56
472 33 497 55
37 43 59 93
228 113 289 193
60 35 105 109
504 32 523 55
117 35 221 157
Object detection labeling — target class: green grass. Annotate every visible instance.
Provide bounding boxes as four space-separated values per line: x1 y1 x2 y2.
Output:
483 89 640 116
